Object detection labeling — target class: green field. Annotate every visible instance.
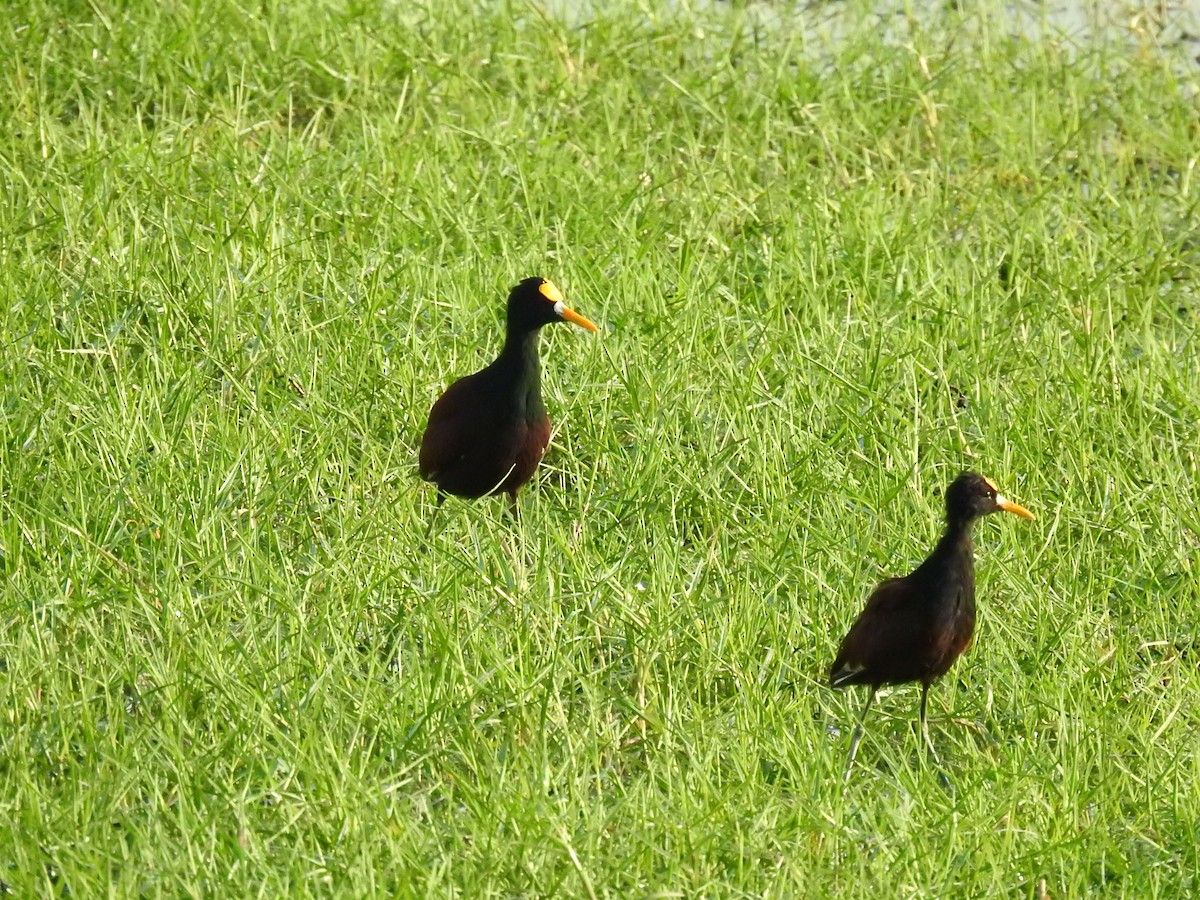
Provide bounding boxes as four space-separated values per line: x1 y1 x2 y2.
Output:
3 0 1199 894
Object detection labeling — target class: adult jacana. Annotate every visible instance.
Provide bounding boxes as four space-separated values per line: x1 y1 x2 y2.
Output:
829 471 1034 775
418 277 597 514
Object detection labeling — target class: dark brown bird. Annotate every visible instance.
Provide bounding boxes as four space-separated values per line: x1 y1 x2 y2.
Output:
418 277 597 514
829 471 1034 774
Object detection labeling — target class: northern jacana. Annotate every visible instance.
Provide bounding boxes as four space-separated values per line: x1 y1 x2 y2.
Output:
418 277 597 514
829 471 1034 774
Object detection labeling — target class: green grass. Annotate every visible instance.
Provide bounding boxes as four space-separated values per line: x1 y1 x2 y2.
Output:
2 0 1199 894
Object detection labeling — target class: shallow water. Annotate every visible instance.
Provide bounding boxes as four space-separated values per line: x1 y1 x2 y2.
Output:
552 0 1200 60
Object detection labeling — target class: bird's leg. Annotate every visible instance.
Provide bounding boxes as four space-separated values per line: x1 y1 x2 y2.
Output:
844 687 876 782
423 491 447 542
505 488 537 574
919 683 929 743
919 682 940 759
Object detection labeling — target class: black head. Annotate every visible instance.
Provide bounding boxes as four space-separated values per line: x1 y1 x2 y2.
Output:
945 471 1035 525
506 277 598 334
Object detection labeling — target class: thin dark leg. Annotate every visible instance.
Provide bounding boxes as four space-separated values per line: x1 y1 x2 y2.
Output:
919 682 937 757
844 687 876 782
507 489 520 522
423 491 447 541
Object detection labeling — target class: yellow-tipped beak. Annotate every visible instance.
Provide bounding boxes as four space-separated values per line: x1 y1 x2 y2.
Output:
559 306 599 333
997 495 1035 521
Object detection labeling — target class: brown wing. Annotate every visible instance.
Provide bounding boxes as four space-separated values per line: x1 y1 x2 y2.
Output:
829 577 915 687
418 372 549 498
418 372 487 483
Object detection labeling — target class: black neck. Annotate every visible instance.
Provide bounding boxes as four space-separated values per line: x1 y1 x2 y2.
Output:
497 323 544 410
915 515 975 580
500 321 541 367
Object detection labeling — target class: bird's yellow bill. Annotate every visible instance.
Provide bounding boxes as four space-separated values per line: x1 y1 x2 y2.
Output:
997 496 1035 521
560 306 598 333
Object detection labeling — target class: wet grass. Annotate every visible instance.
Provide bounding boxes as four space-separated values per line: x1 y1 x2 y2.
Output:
2 0 1199 894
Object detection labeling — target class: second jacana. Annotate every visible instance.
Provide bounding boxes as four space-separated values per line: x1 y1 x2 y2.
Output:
419 277 597 513
829 471 1035 773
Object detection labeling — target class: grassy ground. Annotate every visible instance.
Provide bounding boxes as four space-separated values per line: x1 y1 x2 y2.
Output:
2 0 1199 894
